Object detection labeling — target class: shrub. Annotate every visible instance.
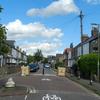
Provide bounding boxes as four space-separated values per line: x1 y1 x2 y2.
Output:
78 53 100 78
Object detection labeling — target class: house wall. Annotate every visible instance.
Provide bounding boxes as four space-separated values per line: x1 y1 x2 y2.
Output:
90 39 98 53
77 46 81 57
12 48 17 59
68 51 72 67
83 43 89 55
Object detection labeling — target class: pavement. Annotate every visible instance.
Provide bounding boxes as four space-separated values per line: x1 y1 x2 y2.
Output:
0 72 21 87
67 75 100 95
0 66 100 100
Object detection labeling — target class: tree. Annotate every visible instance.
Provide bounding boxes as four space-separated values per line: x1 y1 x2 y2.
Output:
55 62 65 69
78 53 100 79
0 24 7 40
0 24 10 55
42 57 48 64
72 62 78 76
0 6 9 55
27 55 34 64
34 49 43 62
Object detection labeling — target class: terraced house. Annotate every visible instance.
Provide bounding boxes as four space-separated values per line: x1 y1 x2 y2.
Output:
0 40 27 67
64 24 100 69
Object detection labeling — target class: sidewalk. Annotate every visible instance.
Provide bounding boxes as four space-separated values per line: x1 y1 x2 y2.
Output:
0 72 21 88
0 72 27 96
67 74 100 95
0 72 21 80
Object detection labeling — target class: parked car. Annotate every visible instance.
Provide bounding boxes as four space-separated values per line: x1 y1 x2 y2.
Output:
28 63 39 72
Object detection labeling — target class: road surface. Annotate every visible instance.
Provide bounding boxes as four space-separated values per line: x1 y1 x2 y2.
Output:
0 65 99 100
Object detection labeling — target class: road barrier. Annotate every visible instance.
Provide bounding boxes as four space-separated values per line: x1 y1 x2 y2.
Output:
21 66 30 76
57 67 66 77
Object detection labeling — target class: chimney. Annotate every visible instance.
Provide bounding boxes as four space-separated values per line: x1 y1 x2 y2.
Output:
81 34 89 42
91 27 98 37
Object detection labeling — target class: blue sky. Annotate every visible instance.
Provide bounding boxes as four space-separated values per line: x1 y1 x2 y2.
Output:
0 0 100 56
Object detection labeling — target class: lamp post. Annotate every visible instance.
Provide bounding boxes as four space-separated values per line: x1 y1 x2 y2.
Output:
91 23 100 81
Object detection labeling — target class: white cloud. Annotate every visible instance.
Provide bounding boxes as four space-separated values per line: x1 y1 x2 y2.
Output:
20 42 62 57
6 19 63 56
6 19 63 40
26 0 79 17
85 0 100 4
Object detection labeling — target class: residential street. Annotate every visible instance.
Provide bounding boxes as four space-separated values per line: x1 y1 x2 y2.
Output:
0 66 100 100
0 0 100 100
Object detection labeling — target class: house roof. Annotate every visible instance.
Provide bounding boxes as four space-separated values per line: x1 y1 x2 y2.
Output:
75 35 97 48
6 40 15 48
64 48 72 54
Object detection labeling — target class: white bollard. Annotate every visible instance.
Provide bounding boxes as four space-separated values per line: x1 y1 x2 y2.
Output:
5 77 15 88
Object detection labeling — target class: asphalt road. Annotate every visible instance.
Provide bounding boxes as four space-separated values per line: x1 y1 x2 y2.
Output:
0 66 100 100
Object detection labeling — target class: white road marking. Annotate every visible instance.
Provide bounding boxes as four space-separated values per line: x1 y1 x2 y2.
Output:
41 78 51 81
30 73 42 76
24 95 28 100
44 74 56 76
30 73 57 76
42 94 61 100
27 87 37 94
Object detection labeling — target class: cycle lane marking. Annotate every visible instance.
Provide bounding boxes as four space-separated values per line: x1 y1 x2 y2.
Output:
42 94 61 100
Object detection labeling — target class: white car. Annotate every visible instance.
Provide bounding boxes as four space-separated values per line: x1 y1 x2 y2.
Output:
44 64 50 68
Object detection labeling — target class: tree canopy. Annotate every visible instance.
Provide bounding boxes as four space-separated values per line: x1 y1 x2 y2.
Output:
0 24 7 40
34 49 43 62
27 55 34 64
78 53 100 76
0 6 9 55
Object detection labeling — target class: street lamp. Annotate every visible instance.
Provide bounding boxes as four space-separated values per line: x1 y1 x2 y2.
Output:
91 23 100 81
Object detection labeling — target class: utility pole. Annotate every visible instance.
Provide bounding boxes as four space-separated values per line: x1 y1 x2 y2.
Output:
79 10 84 55
77 11 84 79
97 24 100 82
79 10 84 42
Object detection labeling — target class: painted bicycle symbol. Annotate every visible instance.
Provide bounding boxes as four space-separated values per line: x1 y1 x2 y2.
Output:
42 94 61 100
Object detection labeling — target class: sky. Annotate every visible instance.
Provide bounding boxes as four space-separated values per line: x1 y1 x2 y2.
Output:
0 0 100 56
